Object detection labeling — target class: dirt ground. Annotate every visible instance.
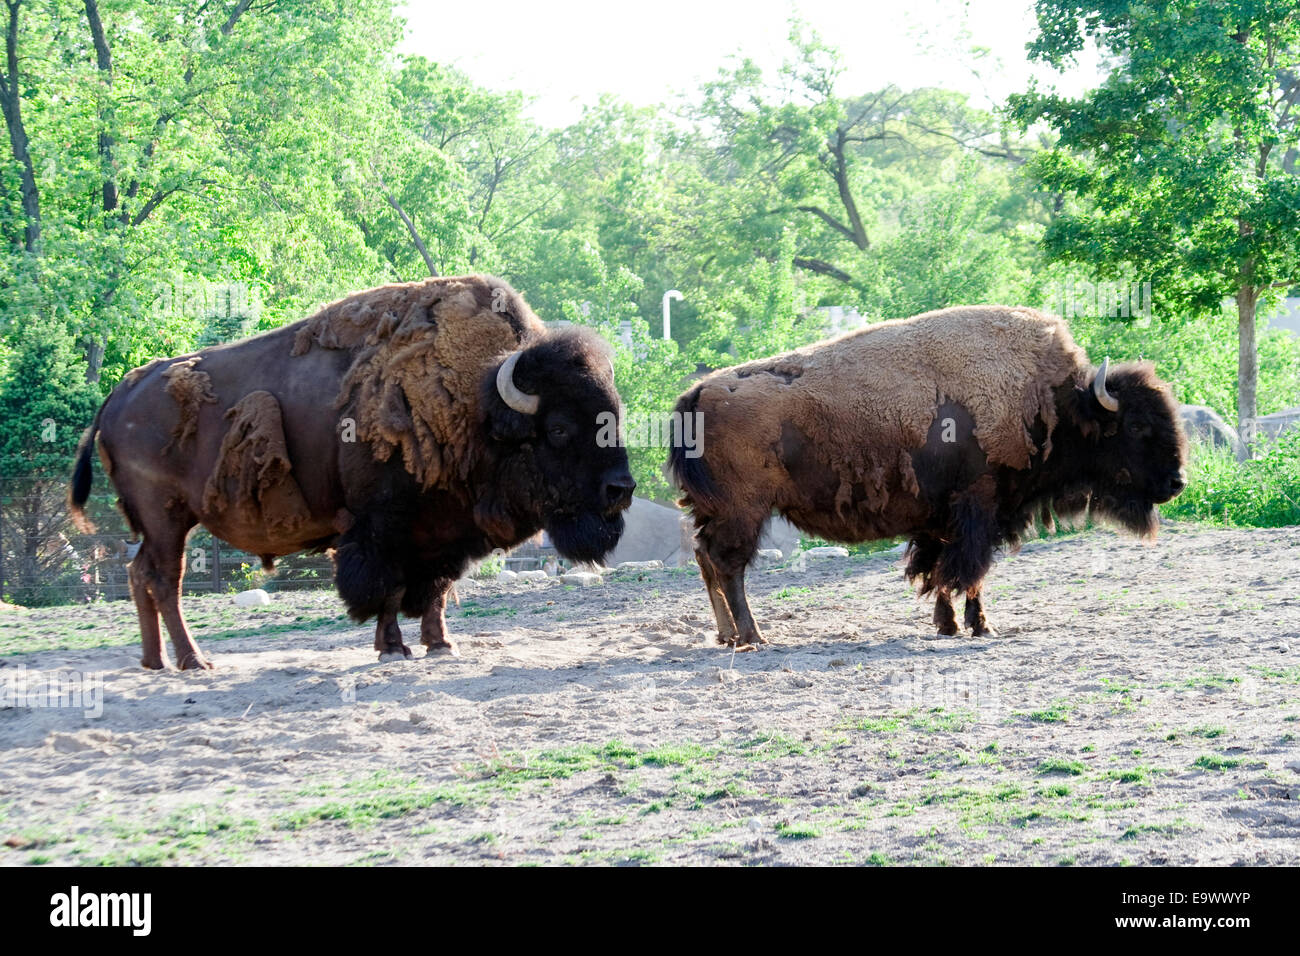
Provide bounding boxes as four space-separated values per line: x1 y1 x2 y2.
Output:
1 523 1298 866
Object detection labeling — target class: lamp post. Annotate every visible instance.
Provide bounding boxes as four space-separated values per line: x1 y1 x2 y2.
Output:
662 289 683 341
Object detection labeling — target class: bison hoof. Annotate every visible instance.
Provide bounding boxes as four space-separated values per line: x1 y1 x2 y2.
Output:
970 624 999 638
423 641 460 658
141 657 165 670
377 646 413 662
178 654 213 671
715 633 738 646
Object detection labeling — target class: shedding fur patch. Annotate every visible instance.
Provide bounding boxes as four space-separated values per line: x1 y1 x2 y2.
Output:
161 357 217 453
290 276 545 489
202 390 313 536
121 357 166 389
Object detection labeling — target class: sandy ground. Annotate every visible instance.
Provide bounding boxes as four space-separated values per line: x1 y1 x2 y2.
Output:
1 523 1298 866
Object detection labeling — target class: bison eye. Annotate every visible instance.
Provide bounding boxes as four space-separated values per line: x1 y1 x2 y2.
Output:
547 422 572 446
1125 420 1151 440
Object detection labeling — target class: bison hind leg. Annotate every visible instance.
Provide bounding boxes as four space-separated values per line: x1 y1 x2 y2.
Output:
130 510 210 670
695 514 766 649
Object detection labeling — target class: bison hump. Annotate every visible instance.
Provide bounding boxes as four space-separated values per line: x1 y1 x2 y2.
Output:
202 391 313 536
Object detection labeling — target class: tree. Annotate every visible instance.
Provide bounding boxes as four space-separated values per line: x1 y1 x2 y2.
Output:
0 318 102 603
1009 1 1300 452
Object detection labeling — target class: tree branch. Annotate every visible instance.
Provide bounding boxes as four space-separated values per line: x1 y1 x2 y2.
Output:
792 256 852 283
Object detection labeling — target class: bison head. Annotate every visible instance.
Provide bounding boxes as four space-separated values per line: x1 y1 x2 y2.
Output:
478 328 634 562
1067 358 1188 538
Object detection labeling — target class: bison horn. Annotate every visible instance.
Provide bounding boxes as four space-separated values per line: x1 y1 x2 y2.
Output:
1093 357 1119 412
496 350 539 415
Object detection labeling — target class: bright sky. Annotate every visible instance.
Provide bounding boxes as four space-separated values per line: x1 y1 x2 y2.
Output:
397 0 1105 127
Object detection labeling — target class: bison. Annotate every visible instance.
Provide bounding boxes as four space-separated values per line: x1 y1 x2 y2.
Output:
69 275 634 669
669 305 1187 648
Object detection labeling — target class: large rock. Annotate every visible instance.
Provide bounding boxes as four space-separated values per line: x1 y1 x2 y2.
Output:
1257 406 1300 441
606 497 685 565
234 588 271 607
607 496 803 566
1179 405 1246 461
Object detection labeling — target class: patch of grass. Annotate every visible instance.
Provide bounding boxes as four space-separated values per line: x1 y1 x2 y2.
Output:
1018 700 1073 723
455 602 516 619
847 715 902 734
1192 754 1241 772
1105 766 1159 785
775 821 822 839
1037 759 1086 776
910 707 977 733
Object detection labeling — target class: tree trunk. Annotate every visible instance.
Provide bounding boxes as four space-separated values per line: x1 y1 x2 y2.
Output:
1 0 41 253
1236 284 1258 459
84 337 105 383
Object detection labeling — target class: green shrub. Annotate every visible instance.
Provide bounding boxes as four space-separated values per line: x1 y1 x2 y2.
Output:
1162 430 1300 527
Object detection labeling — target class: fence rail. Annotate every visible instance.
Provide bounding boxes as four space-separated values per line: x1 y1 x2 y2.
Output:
0 476 333 607
0 474 559 608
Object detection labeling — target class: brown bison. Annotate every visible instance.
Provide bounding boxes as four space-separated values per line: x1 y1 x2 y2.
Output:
70 275 634 669
669 305 1187 649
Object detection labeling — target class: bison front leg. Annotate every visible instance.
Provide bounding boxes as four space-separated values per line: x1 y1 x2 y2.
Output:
420 577 459 658
963 584 997 637
932 589 960 636
374 595 412 662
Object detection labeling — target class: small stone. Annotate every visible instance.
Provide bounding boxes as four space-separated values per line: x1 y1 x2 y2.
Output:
496 570 518 582
516 570 549 582
617 560 663 571
753 549 784 569
718 669 741 684
561 572 602 587
804 546 849 559
234 588 271 607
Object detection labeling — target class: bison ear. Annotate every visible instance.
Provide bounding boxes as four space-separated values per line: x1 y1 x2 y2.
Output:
485 395 536 443
1067 385 1104 440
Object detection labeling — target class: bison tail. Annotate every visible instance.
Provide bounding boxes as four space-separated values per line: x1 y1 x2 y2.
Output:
666 384 721 513
68 409 103 534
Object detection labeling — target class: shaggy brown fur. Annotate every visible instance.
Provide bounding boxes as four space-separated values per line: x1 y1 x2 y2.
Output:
308 277 545 490
671 305 1187 649
201 390 313 538
160 358 217 453
687 307 1087 522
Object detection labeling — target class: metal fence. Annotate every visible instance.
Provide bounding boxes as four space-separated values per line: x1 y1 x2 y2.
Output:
0 474 562 607
0 475 334 607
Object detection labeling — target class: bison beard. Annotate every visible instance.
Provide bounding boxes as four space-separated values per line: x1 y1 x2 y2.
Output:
546 510 626 564
671 306 1188 648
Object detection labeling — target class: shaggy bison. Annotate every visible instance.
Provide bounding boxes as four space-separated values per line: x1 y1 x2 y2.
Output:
669 305 1187 648
70 275 634 669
